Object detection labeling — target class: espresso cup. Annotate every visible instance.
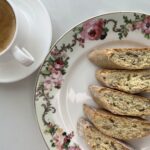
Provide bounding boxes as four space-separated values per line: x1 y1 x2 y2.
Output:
0 0 34 66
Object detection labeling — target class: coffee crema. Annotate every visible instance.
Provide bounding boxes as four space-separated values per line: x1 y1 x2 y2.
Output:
0 0 16 52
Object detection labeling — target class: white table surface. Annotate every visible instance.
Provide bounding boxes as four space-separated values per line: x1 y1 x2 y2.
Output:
0 0 149 150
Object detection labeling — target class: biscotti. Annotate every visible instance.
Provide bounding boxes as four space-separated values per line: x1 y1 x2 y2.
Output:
83 104 150 140
77 118 134 150
88 48 150 69
89 85 150 117
96 69 150 94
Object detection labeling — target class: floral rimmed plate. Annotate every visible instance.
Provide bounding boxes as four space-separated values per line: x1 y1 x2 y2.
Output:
35 12 150 150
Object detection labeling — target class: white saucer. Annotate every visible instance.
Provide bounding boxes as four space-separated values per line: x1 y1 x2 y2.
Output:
0 0 52 83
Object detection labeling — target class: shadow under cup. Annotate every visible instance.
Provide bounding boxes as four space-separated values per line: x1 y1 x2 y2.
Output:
0 0 16 54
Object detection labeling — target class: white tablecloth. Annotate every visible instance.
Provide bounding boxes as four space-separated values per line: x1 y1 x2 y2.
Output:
0 0 149 149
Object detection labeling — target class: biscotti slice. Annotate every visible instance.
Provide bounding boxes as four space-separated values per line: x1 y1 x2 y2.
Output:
88 48 150 69
96 69 150 94
77 118 134 150
83 104 150 140
89 85 150 117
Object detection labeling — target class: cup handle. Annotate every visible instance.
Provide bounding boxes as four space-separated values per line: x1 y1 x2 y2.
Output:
11 46 34 66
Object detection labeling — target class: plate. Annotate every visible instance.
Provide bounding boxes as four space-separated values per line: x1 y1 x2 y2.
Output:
35 12 150 150
0 0 52 83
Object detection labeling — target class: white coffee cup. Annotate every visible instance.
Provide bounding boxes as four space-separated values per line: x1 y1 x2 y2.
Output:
0 0 34 66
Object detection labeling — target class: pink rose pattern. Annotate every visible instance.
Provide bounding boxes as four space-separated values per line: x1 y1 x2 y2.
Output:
47 124 81 150
80 19 107 40
134 16 150 34
53 131 80 150
37 13 150 150
42 48 67 93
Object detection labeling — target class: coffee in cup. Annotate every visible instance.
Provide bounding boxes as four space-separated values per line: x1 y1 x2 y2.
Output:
0 0 34 66
0 0 16 52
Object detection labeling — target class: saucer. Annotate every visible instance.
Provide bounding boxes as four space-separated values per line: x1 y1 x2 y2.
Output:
0 0 52 83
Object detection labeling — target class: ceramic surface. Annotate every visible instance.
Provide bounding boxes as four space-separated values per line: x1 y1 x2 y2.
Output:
0 0 52 83
35 12 150 150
